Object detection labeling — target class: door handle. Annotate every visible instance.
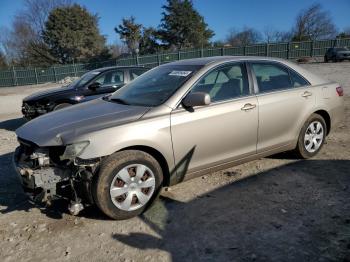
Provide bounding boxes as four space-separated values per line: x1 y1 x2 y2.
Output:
241 103 256 111
301 91 312 97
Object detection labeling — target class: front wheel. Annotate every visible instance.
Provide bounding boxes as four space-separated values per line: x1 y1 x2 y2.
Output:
294 114 327 159
92 150 163 220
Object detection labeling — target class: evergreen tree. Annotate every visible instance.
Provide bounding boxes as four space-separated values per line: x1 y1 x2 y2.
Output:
115 16 142 55
43 4 106 64
159 0 214 49
139 27 160 55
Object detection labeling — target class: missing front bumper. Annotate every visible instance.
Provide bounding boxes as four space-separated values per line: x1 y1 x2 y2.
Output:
13 146 71 202
13 146 98 214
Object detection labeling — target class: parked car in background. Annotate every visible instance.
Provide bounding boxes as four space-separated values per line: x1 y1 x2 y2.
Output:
21 66 149 119
14 56 344 220
324 47 350 62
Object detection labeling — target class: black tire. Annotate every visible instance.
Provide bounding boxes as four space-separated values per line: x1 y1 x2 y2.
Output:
294 114 327 159
92 150 163 220
332 56 337 62
324 56 328 63
53 103 71 111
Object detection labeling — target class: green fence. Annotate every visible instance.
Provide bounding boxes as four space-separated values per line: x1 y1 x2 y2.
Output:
0 38 349 87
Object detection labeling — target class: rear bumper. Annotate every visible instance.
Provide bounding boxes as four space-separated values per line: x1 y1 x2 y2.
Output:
330 99 345 133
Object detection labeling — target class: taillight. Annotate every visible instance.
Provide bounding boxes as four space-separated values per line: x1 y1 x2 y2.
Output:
336 86 344 96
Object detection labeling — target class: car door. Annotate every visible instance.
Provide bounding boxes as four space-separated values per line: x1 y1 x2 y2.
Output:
83 69 126 101
250 61 315 152
170 62 258 178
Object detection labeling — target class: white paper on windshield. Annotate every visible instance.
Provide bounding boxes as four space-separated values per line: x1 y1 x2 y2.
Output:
91 72 100 75
169 71 192 77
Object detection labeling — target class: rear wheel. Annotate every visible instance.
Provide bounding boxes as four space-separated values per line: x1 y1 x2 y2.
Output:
324 56 328 63
53 103 71 111
294 114 327 159
92 150 163 220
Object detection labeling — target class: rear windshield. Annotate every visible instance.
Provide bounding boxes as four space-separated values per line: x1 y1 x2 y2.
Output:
110 65 201 106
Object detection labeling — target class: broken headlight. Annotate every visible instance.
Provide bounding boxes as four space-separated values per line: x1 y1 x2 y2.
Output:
60 141 89 160
30 148 50 167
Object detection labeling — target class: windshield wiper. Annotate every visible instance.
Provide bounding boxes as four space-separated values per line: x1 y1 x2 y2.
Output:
109 97 130 105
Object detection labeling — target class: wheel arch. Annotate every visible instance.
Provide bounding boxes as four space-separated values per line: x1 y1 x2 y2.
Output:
118 145 171 187
313 109 331 135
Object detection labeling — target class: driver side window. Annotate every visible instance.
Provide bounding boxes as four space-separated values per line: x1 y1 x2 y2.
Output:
190 63 249 103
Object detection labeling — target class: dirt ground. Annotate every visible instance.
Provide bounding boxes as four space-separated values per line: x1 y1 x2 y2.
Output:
0 62 349 262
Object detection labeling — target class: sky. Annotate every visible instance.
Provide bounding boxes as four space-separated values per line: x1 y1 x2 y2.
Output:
0 0 349 44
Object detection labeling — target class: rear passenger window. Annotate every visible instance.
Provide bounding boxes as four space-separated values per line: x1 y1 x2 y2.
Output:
252 63 292 93
290 70 309 87
191 63 249 102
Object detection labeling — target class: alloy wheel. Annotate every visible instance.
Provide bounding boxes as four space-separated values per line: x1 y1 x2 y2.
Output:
304 121 324 153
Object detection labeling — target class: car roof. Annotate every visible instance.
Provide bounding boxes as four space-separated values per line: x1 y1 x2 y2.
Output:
162 55 328 87
91 66 147 73
165 56 290 66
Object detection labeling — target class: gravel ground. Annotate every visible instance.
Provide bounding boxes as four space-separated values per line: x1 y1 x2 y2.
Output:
0 62 349 262
0 82 61 119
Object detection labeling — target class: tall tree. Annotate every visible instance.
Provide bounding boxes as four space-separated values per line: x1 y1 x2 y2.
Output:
226 27 262 46
0 0 70 66
0 25 23 65
159 0 214 49
115 16 142 55
20 0 72 37
43 4 106 64
292 3 337 41
139 27 161 55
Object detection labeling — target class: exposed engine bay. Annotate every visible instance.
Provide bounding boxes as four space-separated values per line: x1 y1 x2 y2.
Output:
14 138 100 215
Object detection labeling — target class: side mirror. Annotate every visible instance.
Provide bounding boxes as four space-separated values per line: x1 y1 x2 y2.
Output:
88 82 101 91
182 92 211 108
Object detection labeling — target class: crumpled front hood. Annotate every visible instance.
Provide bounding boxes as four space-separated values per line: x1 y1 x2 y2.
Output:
23 86 74 102
16 98 150 146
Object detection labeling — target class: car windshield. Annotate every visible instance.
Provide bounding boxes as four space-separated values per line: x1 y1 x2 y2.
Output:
109 65 201 106
69 71 101 88
335 47 349 51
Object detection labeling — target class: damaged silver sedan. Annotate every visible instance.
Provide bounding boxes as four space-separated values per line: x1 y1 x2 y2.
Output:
14 56 344 220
